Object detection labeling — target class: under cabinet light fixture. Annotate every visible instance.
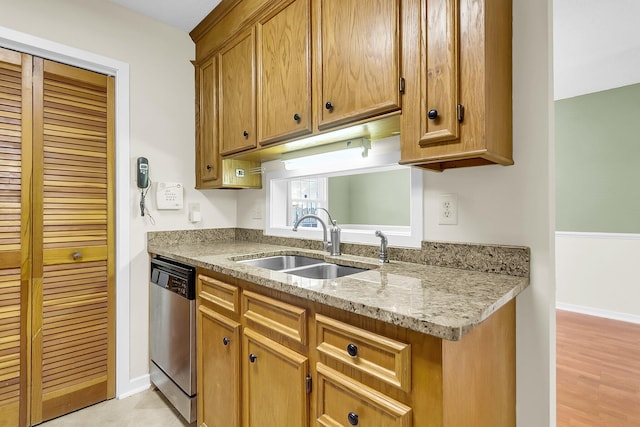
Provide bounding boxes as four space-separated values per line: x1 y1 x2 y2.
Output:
281 138 371 171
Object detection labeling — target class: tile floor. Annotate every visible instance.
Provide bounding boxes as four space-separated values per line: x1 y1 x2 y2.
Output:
39 388 192 427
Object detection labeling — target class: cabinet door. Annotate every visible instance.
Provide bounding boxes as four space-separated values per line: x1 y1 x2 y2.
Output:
0 47 31 427
420 0 460 145
197 306 241 427
218 30 256 156
315 0 401 130
30 58 115 424
243 328 309 427
195 57 220 188
257 0 312 145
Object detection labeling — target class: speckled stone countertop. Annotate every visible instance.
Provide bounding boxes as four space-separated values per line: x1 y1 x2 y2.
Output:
148 229 530 341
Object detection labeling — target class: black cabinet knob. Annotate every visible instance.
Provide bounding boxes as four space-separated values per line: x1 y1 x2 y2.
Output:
249 353 257 363
346 343 358 357
243 130 249 138
325 101 334 111
206 164 212 171
293 113 301 122
427 109 438 120
222 337 230 346
348 412 359 426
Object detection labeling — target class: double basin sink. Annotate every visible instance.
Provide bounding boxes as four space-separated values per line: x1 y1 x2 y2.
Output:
237 255 369 280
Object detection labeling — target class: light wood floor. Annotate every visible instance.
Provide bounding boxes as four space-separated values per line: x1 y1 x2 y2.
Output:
557 310 640 426
39 388 191 427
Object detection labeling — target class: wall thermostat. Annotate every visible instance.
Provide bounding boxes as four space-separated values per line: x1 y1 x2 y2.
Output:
156 182 184 210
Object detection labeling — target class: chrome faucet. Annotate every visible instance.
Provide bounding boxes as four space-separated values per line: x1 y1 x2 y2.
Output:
375 230 389 263
292 208 341 256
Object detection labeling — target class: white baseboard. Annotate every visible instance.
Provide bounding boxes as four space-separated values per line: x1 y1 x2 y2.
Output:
117 374 151 399
556 302 640 325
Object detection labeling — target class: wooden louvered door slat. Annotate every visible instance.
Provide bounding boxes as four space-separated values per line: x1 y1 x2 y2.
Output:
0 47 31 427
31 57 115 424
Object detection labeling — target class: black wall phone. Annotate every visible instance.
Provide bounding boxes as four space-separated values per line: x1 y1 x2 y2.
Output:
137 157 150 217
137 157 149 189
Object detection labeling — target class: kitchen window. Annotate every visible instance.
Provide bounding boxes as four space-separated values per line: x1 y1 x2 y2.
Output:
288 176 327 228
265 136 423 248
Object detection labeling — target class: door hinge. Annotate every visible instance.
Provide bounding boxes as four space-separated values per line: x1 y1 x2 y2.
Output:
457 104 465 122
305 375 312 394
399 77 405 94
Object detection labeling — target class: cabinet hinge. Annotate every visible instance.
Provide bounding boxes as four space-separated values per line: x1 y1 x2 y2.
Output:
399 77 405 94
457 104 465 122
305 375 312 394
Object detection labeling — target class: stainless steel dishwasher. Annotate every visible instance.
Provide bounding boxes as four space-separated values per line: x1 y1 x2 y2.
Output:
149 256 197 423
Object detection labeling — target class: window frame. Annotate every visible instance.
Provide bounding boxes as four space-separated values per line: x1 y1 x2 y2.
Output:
265 141 423 248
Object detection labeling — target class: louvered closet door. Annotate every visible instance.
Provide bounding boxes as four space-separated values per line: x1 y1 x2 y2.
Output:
31 58 115 424
0 47 31 427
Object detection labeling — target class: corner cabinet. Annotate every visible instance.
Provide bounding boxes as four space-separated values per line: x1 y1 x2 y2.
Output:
194 56 261 189
196 269 516 427
400 0 513 171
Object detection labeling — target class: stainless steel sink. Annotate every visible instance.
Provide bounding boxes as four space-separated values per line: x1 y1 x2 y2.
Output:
238 255 323 270
237 255 369 279
284 263 368 279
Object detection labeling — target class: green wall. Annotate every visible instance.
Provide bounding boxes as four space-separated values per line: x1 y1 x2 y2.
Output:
555 83 640 233
328 169 410 226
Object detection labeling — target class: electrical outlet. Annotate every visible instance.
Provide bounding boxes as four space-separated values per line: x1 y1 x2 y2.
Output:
438 194 458 225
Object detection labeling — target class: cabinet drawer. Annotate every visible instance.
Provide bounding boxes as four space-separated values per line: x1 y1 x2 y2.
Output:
316 363 412 427
315 314 411 392
243 290 307 345
198 274 241 314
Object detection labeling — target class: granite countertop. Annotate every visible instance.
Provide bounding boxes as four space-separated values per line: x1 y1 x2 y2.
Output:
148 235 529 341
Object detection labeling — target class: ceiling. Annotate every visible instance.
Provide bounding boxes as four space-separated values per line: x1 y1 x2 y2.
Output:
553 0 640 99
109 0 222 32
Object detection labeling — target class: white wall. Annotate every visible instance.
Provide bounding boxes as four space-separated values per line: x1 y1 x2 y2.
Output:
0 0 237 396
556 233 640 322
553 0 640 100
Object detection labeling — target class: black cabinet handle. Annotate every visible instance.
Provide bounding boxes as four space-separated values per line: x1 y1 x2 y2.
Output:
427 109 438 120
293 113 301 122
346 343 358 357
206 164 212 171
249 353 257 363
325 101 334 111
348 412 359 426
222 337 230 346
243 130 249 138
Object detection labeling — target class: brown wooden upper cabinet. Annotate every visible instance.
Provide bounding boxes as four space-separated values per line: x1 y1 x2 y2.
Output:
190 0 513 181
257 0 312 145
314 0 401 130
400 0 513 171
195 57 219 184
219 29 257 156
195 56 263 189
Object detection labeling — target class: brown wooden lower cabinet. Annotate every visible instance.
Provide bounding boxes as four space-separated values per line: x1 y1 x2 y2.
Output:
197 305 241 427
243 328 309 426
196 270 515 427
